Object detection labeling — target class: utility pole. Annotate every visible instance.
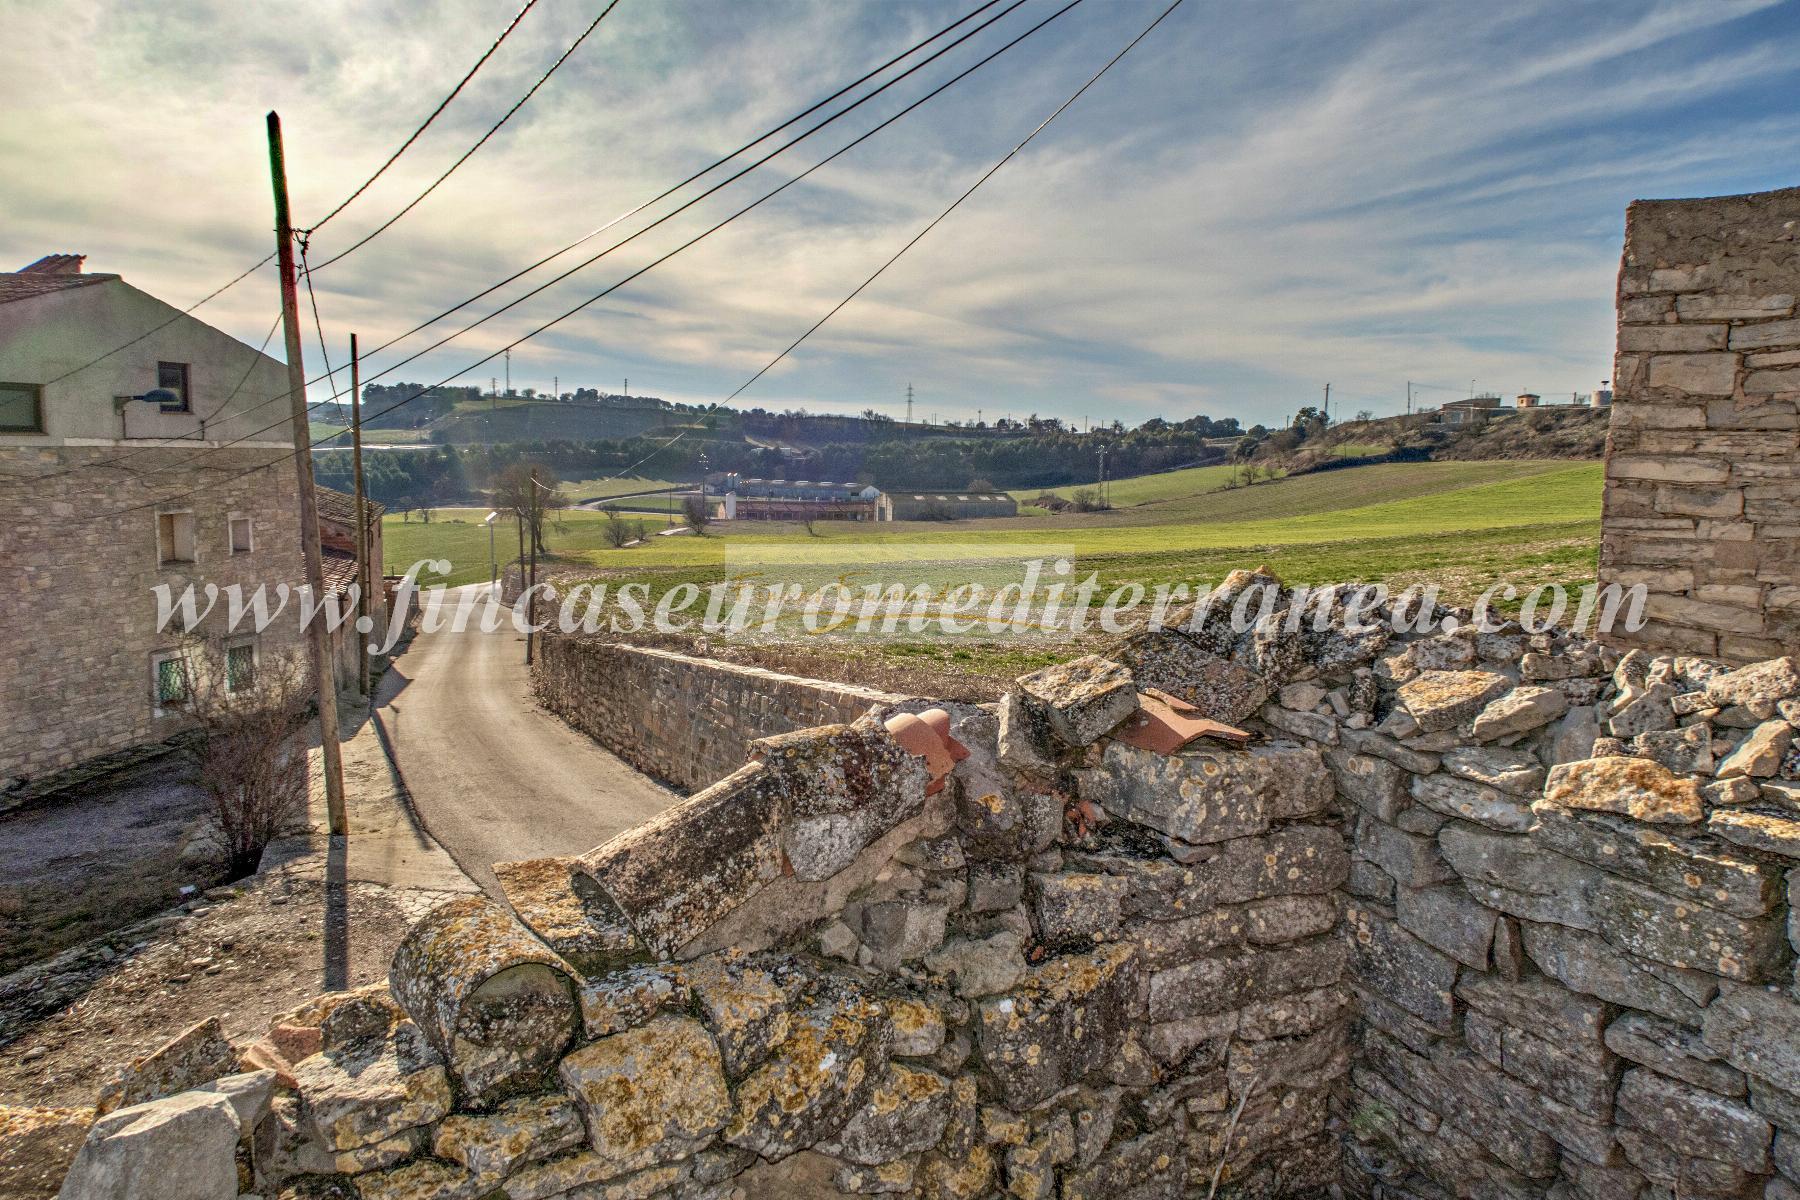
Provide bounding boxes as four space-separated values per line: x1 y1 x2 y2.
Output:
1323 382 1330 422
905 383 914 432
266 111 346 837
350 333 371 699
1098 445 1108 510
524 466 538 666
504 347 511 396
1406 381 1413 416
553 375 558 402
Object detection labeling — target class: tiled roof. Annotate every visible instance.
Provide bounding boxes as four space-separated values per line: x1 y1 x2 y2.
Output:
321 547 359 595
0 271 118 305
316 484 385 525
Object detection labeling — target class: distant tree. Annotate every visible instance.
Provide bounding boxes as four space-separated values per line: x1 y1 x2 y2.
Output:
967 477 998 492
1355 409 1374 423
494 462 567 553
603 507 633 548
682 494 712 535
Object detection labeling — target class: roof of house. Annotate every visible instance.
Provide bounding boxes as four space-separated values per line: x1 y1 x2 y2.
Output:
316 484 385 526
0 256 119 305
321 547 360 595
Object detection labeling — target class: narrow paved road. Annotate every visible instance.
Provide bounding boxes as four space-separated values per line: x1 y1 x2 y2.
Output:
376 584 678 896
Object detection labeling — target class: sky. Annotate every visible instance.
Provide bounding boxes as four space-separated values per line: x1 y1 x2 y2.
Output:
3 0 1798 430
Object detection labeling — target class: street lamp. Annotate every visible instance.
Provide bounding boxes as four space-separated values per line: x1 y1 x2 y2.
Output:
484 511 500 590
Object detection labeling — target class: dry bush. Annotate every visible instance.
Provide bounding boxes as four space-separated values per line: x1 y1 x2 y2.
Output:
177 640 314 877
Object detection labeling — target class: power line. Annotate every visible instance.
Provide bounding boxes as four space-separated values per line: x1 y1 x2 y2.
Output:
48 0 1011 478
307 0 623 271
39 1 553 390
602 0 1186 484
75 0 1086 519
80 0 1055 486
258 0 1024 419
310 0 541 232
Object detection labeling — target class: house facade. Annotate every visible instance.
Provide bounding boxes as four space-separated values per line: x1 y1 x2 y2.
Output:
0 255 304 790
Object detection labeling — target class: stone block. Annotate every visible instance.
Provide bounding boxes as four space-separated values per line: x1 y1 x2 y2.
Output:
1709 809 1800 859
1357 816 1457 888
1620 324 1729 352
1396 883 1499 968
1016 655 1138 746
1242 894 1338 945
388 893 580 1106
1677 294 1795 320
823 1064 952 1165
1730 318 1800 351
578 762 784 958
1031 872 1130 948
1617 1067 1772 1170
1344 901 1457 1029
682 955 795 1078
559 1015 732 1173
924 931 1026 999
1146 935 1344 1024
1397 670 1514 733
1523 922 1712 1025
1703 983 1800 1096
1326 747 1409 821
1075 742 1328 847
976 945 1140 1108
1605 1011 1747 1098
755 718 929 880
54 1090 242 1200
1543 755 1704 824
725 984 892 1161
1648 353 1740 395
432 1092 585 1189
578 964 691 1040
93 1017 240 1118
1531 801 1781 917
290 1020 452 1153
1719 720 1795 778
1112 632 1267 724
1410 772 1534 832
1441 745 1545 796
493 856 642 974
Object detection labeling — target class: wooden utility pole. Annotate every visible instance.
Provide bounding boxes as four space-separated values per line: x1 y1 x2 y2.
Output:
267 111 346 836
525 466 539 665
350 333 371 699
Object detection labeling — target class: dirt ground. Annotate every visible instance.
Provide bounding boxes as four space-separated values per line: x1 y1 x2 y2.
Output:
0 757 230 976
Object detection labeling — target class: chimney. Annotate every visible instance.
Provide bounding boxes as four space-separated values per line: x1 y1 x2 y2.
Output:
19 254 86 275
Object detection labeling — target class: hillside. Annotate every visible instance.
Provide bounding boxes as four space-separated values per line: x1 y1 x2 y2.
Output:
1307 405 1608 464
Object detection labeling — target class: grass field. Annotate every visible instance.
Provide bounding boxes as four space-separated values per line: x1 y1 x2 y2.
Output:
385 460 1603 604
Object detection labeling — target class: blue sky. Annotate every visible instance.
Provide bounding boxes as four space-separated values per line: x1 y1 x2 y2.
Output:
3 0 1798 428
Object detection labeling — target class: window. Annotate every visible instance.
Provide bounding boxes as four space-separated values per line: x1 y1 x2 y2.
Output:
157 511 196 564
157 362 190 412
225 641 257 694
152 651 190 713
0 382 43 433
229 515 253 554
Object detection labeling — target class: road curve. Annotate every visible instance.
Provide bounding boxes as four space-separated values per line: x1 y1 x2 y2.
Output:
375 584 678 897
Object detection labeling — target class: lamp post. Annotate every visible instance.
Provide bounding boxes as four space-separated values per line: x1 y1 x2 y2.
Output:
484 510 500 591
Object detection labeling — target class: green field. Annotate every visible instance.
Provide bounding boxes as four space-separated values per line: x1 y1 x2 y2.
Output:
385 460 1603 607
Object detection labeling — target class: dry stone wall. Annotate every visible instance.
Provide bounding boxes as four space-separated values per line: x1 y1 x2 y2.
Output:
47 569 1800 1200
1600 183 1800 662
531 637 906 792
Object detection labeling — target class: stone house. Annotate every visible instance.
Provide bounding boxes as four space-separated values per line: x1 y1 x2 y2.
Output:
316 484 387 691
0 253 304 791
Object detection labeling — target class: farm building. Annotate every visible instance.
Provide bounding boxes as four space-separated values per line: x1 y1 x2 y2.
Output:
707 474 890 521
889 491 1019 520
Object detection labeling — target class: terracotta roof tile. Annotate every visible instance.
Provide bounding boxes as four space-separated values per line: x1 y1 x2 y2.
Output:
0 271 118 305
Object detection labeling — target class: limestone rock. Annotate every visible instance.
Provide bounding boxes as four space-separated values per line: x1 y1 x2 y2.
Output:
1605 1011 1746 1098
492 856 642 975
1112 632 1267 724
1016 656 1138 747
755 718 929 880
1410 772 1534 833
432 1092 584 1188
1441 745 1546 797
856 898 949 968
823 1064 952 1165
1076 742 1328 847
1609 684 1678 738
1529 801 1781 918
886 997 947 1058
1397 670 1513 733
578 761 784 959
1471 686 1568 740
1522 922 1710 1025
682 955 796 1078
1395 883 1499 969
559 1015 731 1174
976 945 1140 1108
1548 704 1604 767
1633 723 1715 774
353 1156 482 1200
1718 720 1795 779
1709 809 1800 859
1343 902 1457 1030
1616 1068 1772 1171
94 1017 240 1117
578 964 691 1040
723 982 891 1161
1707 657 1800 709
190 1071 275 1139
388 893 580 1106
996 689 1056 773
1544 755 1705 824
55 1090 241 1200
1703 983 1800 1095
1030 872 1129 948
924 931 1026 999
290 1019 452 1153
1326 747 1409 822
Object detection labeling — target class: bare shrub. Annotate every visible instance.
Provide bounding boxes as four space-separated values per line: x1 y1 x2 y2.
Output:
1070 487 1110 513
179 640 314 878
683 494 712 535
603 507 633 548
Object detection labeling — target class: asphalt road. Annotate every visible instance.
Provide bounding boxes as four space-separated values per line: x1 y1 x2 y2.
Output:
375 584 678 897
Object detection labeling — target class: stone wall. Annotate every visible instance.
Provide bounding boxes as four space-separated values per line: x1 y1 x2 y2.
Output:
1600 183 1800 662
532 637 907 791
44 570 1800 1200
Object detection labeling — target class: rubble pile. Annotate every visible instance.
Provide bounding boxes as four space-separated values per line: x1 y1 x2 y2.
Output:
41 568 1800 1200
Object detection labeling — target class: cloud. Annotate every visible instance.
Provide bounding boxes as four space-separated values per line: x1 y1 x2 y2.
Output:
2 0 1796 427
